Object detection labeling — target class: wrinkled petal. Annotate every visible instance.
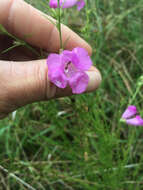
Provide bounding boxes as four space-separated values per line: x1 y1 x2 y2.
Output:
47 54 67 88
50 72 67 88
61 50 73 65
62 50 73 60
72 47 92 71
62 50 78 68
47 53 64 71
69 72 89 94
126 115 143 126
76 0 85 11
121 105 137 119
62 0 78 8
49 0 79 9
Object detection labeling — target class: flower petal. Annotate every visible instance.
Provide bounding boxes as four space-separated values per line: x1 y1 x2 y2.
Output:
49 0 78 9
69 72 89 94
76 0 85 11
47 53 64 71
50 72 67 88
121 105 137 119
61 50 73 63
49 0 59 8
72 47 92 71
62 0 78 8
126 115 143 126
47 54 67 88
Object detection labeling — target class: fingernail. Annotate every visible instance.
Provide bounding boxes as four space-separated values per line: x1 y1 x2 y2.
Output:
86 70 102 92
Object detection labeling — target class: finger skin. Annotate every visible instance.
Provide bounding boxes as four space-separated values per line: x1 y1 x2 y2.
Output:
0 0 92 55
0 60 101 118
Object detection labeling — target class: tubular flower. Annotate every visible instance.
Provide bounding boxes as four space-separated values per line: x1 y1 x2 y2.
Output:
125 115 143 126
47 47 92 94
121 105 137 119
49 0 85 11
121 105 143 126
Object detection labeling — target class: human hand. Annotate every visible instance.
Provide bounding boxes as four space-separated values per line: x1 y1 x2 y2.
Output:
0 0 101 119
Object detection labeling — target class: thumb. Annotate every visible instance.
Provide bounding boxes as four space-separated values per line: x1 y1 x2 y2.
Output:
0 60 101 117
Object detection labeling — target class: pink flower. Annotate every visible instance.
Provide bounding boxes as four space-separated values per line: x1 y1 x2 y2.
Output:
125 115 143 126
49 0 85 11
121 105 143 126
47 47 92 94
121 105 137 119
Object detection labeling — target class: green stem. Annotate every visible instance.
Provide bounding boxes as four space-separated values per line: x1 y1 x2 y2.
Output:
129 85 141 105
57 0 63 51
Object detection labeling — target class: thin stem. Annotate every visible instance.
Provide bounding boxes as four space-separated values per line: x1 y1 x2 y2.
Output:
57 0 63 50
129 85 141 105
0 165 36 190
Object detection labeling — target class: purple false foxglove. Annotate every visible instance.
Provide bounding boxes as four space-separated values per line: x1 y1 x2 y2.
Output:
126 115 143 126
49 0 85 11
47 47 92 94
121 105 137 119
121 105 143 126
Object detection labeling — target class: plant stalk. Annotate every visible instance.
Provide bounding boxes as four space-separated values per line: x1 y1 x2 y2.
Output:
57 0 63 51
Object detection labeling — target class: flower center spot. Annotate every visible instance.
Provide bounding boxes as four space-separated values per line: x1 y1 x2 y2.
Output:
64 61 71 74
64 61 78 78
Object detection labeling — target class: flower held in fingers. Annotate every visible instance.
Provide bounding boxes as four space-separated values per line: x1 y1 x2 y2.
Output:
47 47 92 94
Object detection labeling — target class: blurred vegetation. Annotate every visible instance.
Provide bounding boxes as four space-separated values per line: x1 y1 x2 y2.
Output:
0 0 143 189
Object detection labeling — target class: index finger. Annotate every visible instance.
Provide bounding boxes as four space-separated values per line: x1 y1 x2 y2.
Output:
0 0 92 55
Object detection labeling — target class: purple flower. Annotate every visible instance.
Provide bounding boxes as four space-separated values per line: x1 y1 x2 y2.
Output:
125 115 143 126
121 105 143 126
121 105 137 119
49 0 85 11
47 47 92 94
